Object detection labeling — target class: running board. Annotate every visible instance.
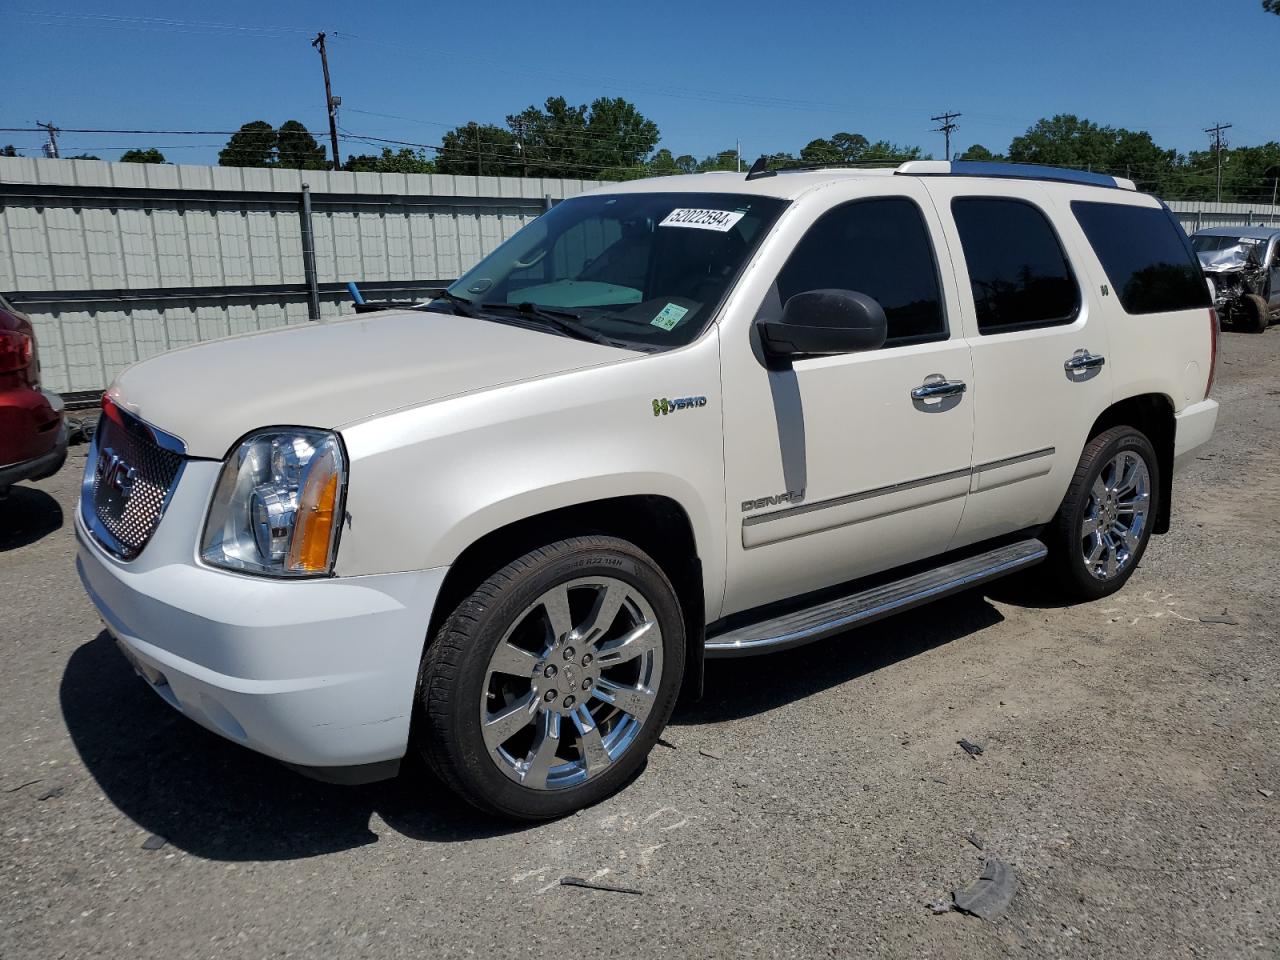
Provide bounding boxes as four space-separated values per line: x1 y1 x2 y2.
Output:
705 539 1048 658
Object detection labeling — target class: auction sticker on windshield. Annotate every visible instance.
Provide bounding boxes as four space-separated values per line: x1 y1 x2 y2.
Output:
650 302 690 331
659 208 746 232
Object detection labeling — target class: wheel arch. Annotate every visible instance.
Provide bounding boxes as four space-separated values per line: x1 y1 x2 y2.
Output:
425 494 707 702
1086 392 1175 534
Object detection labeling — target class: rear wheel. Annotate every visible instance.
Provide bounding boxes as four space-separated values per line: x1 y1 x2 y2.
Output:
417 535 685 820
1045 426 1159 601
1243 293 1269 333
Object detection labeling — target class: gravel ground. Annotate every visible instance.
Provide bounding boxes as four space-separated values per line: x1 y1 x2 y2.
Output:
2 329 1278 960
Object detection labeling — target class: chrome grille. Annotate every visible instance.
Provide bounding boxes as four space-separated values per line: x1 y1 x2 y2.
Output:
84 414 184 559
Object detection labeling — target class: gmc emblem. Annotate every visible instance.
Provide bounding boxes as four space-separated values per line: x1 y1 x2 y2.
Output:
96 446 137 498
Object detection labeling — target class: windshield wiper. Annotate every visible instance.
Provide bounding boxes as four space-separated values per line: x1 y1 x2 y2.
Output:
479 301 622 348
420 288 480 318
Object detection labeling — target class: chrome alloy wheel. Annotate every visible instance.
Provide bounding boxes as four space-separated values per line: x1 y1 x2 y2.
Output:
480 577 663 791
1081 450 1151 581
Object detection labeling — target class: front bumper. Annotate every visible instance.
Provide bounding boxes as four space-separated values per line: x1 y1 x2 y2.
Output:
1173 398 1219 471
75 486 447 771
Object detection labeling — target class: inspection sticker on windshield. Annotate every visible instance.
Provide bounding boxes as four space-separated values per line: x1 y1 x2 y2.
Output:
659 208 745 232
651 302 690 331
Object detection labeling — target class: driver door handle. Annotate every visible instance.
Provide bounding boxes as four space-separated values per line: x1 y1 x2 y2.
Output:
910 374 967 401
1064 349 1106 372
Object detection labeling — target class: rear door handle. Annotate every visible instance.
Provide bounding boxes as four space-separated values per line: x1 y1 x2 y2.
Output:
910 374 967 401
1064 349 1106 372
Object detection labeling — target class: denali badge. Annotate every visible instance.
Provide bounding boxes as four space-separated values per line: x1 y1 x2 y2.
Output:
742 489 805 512
96 446 137 498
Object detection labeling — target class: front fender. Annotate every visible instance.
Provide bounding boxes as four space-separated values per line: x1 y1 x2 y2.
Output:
334 333 728 619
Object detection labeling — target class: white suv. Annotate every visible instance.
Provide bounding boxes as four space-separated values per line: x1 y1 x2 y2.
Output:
76 160 1220 819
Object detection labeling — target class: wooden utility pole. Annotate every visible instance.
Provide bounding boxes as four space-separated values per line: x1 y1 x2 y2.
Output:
931 111 961 162
1205 121 1232 203
37 121 59 158
312 32 342 171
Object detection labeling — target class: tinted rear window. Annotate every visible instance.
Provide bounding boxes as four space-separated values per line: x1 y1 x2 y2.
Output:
1072 201 1211 314
951 198 1079 334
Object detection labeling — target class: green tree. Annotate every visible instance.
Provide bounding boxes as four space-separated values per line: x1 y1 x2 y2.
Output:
647 148 682 176
276 120 327 170
68 154 101 160
0 145 16 157
343 147 435 174
799 138 842 165
436 122 521 176
1008 114 1183 193
957 143 1001 161
438 96 660 179
219 120 276 167
1008 114 1115 169
797 132 922 167
1180 142 1280 202
119 147 166 164
1265 0 1279 13
696 149 741 173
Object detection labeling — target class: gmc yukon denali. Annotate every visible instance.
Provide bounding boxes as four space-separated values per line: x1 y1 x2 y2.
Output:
76 160 1220 820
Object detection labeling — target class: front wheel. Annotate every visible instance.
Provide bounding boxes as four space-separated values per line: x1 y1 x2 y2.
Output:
1044 426 1160 601
1243 294 1270 333
417 535 685 820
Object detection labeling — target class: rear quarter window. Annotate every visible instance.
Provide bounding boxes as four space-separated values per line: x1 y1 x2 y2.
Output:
1071 201 1211 314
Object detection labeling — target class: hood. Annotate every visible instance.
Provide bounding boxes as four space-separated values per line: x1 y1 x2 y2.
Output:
109 310 639 458
1197 246 1254 273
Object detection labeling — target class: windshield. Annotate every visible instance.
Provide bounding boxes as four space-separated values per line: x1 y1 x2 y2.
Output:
441 192 787 349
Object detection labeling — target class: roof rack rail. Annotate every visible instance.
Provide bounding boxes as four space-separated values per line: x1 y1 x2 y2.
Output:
895 160 1137 191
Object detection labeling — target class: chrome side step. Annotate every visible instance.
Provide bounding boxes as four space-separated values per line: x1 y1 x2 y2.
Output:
705 538 1048 658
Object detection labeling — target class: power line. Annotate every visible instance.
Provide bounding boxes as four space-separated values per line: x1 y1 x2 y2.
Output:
930 111 960 161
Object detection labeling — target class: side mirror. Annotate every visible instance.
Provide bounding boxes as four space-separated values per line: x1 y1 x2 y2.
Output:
759 289 888 361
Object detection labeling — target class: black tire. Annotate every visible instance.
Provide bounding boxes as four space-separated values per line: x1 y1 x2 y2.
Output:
416 535 685 821
1244 294 1269 333
1044 426 1160 602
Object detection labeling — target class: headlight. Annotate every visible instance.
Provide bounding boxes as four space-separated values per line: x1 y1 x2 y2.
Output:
200 428 346 577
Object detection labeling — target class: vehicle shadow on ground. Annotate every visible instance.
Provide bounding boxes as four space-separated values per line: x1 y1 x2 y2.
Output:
0 486 63 551
675 590 1006 725
60 632 526 861
62 591 1011 861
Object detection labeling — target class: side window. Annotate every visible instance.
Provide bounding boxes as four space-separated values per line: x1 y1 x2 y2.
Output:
776 197 946 345
951 198 1079 334
1071 201 1211 314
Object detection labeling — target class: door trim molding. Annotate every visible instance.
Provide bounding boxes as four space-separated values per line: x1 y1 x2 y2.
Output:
741 446 1056 529
742 465 971 527
973 446 1055 473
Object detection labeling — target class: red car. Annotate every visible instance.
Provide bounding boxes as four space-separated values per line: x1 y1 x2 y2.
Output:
0 294 67 496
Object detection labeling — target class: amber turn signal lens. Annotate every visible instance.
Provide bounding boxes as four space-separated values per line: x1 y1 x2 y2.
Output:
287 452 342 573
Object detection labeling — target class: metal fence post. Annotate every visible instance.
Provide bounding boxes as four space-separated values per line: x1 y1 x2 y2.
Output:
1195 211 1202 232
300 183 322 321
543 193 552 213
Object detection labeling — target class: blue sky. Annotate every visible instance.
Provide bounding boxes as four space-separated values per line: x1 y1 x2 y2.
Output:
3 1 1278 169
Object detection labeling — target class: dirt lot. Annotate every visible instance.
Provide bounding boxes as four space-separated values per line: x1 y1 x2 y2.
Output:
1 329 1277 960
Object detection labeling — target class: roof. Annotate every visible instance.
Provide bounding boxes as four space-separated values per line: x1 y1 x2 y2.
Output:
1192 225 1280 239
583 161 1143 202
582 169 900 201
